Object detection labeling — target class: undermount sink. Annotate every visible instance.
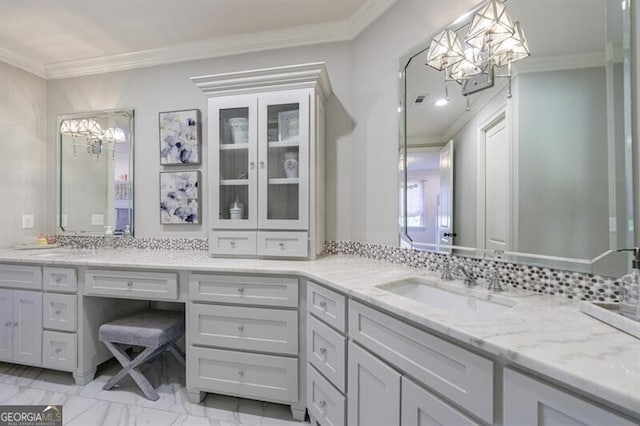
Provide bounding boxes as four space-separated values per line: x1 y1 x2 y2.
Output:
376 278 516 321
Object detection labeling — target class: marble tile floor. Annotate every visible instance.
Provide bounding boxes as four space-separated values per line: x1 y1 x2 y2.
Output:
0 355 309 426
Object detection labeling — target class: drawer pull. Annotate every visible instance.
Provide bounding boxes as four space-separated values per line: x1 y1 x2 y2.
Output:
279 242 285 249
4 321 10 327
230 241 236 248
54 309 62 315
54 276 62 283
54 348 62 354
249 161 256 169
319 400 327 410
238 370 244 377
12 321 18 327
127 281 133 287
319 347 327 356
238 288 245 294
238 325 245 332
319 301 327 310
259 161 265 169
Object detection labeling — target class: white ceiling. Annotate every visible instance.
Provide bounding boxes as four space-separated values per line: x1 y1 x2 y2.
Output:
0 0 397 79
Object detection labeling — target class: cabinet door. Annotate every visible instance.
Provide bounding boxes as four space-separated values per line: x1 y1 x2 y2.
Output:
504 368 636 426
348 341 401 426
0 289 12 361
401 377 478 426
257 90 310 230
13 290 42 365
211 95 258 229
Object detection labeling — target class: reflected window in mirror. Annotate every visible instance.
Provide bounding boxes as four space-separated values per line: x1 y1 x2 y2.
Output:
58 108 134 236
399 0 633 276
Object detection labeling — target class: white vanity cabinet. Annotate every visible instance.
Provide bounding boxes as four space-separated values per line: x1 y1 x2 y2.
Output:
0 263 79 375
503 368 637 426
192 62 331 259
187 272 306 421
306 281 348 426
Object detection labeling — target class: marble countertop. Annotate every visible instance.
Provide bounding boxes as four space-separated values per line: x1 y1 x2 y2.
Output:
0 248 639 417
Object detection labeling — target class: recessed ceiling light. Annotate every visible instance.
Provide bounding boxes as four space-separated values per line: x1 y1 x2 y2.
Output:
435 98 449 107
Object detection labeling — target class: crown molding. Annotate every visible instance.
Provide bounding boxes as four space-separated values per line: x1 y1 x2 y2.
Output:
45 21 350 80
191 62 332 100
349 0 399 37
514 52 605 74
28 0 398 80
0 47 46 79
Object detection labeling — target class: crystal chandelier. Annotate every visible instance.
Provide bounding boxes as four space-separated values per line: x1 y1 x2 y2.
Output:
425 0 530 102
60 118 126 160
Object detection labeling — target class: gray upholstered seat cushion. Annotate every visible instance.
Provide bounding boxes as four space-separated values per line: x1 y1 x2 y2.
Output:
99 310 185 347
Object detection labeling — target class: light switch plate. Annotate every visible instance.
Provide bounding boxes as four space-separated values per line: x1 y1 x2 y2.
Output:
21 214 34 229
91 214 104 226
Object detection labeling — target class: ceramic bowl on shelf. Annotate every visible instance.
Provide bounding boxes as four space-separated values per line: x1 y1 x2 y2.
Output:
228 117 248 144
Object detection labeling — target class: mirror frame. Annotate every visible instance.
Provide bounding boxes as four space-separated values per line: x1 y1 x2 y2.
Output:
57 107 135 236
398 0 635 273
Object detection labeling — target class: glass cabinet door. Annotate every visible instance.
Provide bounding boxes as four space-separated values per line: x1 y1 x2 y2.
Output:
257 90 309 230
211 96 257 228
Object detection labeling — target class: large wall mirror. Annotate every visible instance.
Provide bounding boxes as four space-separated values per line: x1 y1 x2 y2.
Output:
399 0 633 276
58 108 134 235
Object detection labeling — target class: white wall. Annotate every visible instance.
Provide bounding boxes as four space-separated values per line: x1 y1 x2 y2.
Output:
46 42 354 239
0 61 47 248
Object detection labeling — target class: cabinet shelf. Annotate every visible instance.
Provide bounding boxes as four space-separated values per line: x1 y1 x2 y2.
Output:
220 143 250 151
220 179 249 186
268 140 299 148
268 178 299 185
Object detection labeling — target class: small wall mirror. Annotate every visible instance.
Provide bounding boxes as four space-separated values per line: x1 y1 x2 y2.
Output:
58 108 134 235
399 0 633 276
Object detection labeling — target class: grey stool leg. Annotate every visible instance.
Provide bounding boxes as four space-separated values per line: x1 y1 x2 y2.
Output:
102 342 166 401
167 343 186 366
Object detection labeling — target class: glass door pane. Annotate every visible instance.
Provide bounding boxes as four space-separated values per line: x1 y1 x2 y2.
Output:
215 104 256 227
266 102 300 221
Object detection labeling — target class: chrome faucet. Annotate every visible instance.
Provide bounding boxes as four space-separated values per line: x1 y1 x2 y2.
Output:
452 262 477 287
440 259 454 281
487 267 504 292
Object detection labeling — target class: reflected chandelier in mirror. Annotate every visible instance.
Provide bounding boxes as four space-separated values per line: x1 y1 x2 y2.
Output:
58 108 134 236
399 0 633 276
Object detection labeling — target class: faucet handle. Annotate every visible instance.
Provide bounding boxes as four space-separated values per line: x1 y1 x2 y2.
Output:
487 267 504 292
440 258 453 281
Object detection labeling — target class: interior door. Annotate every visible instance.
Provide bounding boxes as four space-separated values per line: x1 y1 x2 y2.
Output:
13 290 42 365
484 117 510 252
0 289 12 361
437 140 454 253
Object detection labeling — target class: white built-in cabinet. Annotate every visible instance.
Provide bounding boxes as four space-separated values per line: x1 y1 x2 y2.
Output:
191 63 331 259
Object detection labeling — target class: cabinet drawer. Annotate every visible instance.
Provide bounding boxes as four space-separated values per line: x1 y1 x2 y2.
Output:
402 377 478 426
210 231 256 256
307 315 346 392
307 281 346 332
43 293 77 332
188 346 298 403
307 364 346 426
42 330 77 372
257 231 308 258
190 274 298 307
43 267 77 293
85 269 178 300
503 368 636 426
190 304 298 355
349 300 494 424
0 264 42 290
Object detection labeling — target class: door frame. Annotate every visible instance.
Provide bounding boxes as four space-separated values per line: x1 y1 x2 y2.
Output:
475 104 517 253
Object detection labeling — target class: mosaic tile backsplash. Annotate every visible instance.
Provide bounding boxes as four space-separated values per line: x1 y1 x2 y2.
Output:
58 236 621 302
